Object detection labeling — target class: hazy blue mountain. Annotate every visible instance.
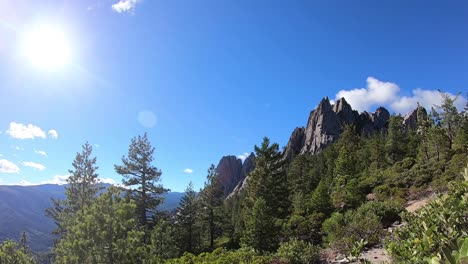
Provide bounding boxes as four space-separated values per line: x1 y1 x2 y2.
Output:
0 184 183 252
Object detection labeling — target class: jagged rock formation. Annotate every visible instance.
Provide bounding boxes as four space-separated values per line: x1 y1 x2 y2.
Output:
357 107 390 135
225 96 424 198
300 97 342 154
215 153 255 197
284 97 390 158
403 106 427 133
283 127 305 160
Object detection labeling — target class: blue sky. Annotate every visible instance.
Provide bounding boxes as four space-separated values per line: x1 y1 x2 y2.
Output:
0 0 467 191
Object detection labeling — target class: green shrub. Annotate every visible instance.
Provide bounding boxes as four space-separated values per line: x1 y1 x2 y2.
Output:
275 238 320 264
355 201 403 228
385 165 468 264
322 209 384 256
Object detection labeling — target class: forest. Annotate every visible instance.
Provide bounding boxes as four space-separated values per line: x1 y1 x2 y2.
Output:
1 93 467 264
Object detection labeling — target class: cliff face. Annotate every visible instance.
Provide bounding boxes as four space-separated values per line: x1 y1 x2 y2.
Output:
215 153 255 197
284 97 390 158
403 106 427 133
225 96 424 198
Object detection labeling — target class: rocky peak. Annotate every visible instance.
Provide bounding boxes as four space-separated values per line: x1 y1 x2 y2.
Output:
300 97 341 155
283 127 305 160
241 153 255 179
215 156 243 196
357 107 390 135
214 153 256 197
403 106 427 133
332 97 357 125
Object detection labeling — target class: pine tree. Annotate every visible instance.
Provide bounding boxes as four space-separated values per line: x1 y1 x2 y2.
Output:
176 182 198 254
247 137 290 219
199 164 224 250
46 142 100 242
309 179 332 216
241 197 276 253
385 115 406 165
149 217 178 261
66 142 101 214
437 92 462 149
115 133 169 228
54 187 147 264
242 137 290 252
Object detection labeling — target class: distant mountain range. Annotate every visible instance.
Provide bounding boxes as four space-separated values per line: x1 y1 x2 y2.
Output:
0 184 184 252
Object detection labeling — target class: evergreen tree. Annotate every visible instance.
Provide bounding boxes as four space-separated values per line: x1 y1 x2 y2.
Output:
247 137 290 219
149 216 178 261
241 197 276 253
242 137 290 252
66 142 101 214
47 142 100 241
53 187 146 264
176 182 199 254
437 92 462 149
385 115 406 165
115 133 169 228
309 179 332 216
0 240 35 264
199 164 224 250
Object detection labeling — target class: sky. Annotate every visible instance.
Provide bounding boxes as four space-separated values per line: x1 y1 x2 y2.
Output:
0 0 467 191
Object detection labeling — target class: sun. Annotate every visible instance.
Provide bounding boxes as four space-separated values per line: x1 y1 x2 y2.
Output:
21 24 72 70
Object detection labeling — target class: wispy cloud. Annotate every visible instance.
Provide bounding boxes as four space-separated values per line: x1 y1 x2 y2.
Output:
6 122 46 139
48 129 58 139
22 161 46 171
34 149 48 157
183 168 193 174
334 77 467 114
237 152 250 162
0 159 20 173
112 0 140 13
41 174 69 185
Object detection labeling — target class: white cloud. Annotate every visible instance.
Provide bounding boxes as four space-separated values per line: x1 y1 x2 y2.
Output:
22 161 46 171
34 149 48 157
17 180 35 186
183 168 193 174
14 146 24 151
0 159 20 173
6 122 46 139
335 77 400 112
112 0 140 13
98 177 117 185
48 129 58 139
391 89 467 114
237 152 250 162
41 174 69 185
334 77 467 114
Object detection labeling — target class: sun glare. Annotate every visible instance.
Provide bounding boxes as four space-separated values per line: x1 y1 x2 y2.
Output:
21 24 72 70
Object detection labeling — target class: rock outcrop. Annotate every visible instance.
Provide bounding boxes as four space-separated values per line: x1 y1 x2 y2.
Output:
403 106 427 133
215 153 255 197
357 107 390 135
283 127 305 160
300 97 342 154
283 97 391 158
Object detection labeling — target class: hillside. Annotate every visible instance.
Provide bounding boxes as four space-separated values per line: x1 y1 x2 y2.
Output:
0 184 183 252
